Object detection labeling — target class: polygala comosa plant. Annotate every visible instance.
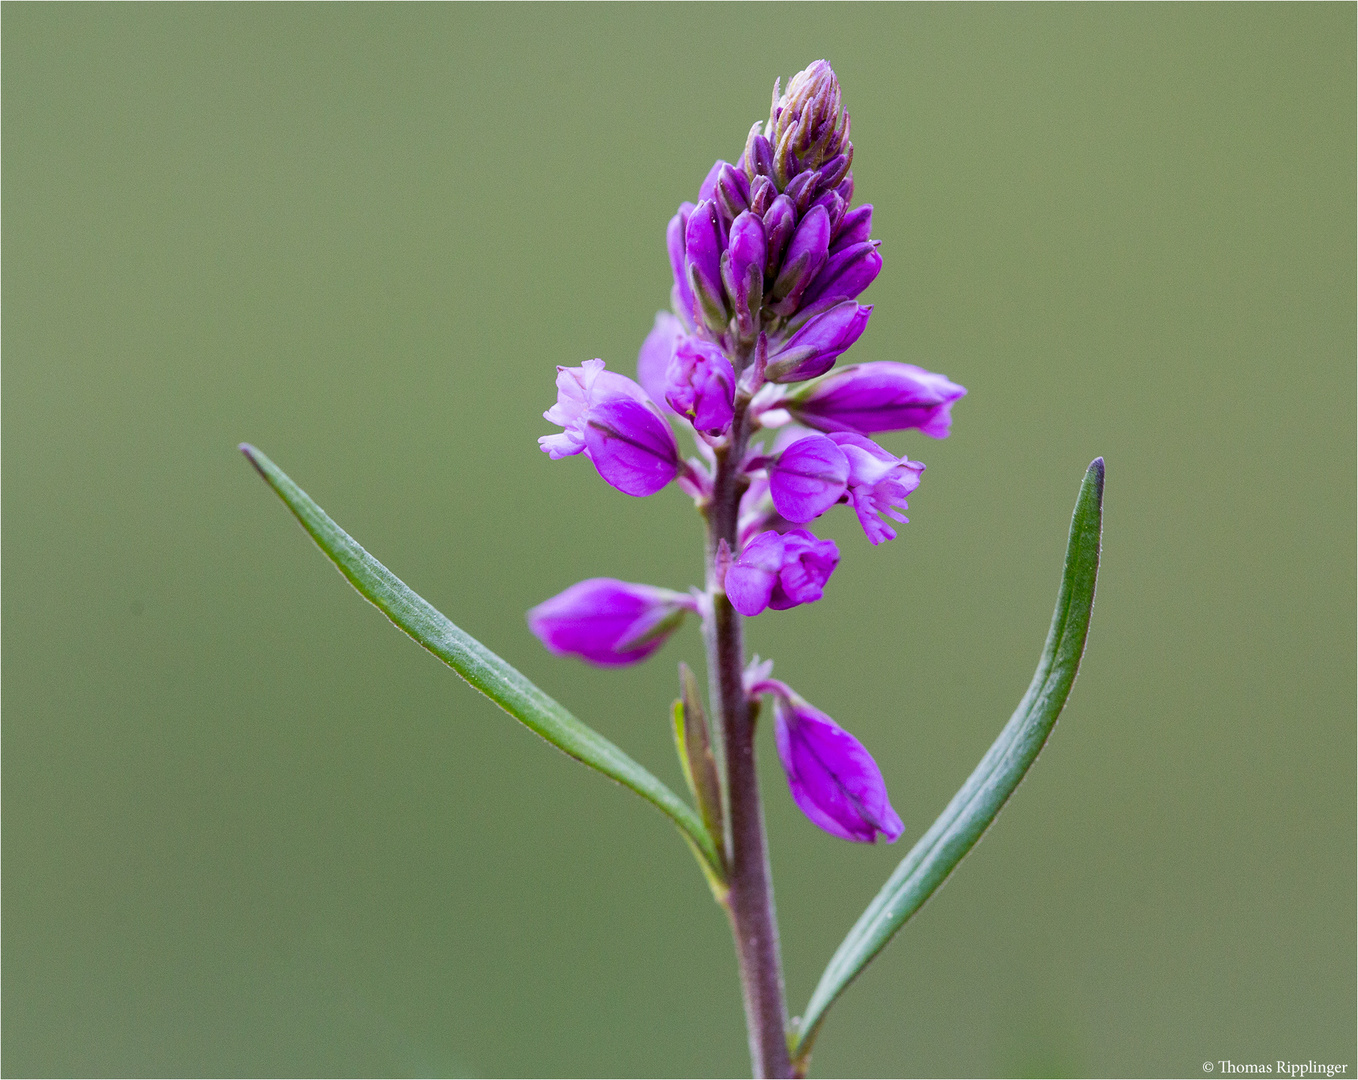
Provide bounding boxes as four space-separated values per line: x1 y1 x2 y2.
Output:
242 60 1104 1078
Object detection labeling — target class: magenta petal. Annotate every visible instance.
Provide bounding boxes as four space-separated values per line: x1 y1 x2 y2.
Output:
768 435 849 523
727 528 839 616
773 697 903 843
584 398 681 497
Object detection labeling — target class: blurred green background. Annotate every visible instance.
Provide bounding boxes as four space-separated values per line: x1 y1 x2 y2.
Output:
4 5 1353 1077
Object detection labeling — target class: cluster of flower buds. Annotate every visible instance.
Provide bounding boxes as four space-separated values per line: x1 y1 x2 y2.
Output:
531 61 966 843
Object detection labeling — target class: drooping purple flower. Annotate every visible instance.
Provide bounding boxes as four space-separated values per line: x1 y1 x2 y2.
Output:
787 361 968 438
665 336 736 436
766 433 848 523
527 578 695 667
830 431 925 544
758 682 903 844
764 300 872 383
540 359 681 497
724 528 839 617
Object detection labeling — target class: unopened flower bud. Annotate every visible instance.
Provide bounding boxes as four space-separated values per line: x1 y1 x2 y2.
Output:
745 128 775 179
749 174 776 217
799 239 882 310
762 194 797 278
685 199 730 332
721 211 767 339
813 190 846 235
783 169 819 215
528 578 694 667
786 361 967 439
665 336 736 437
715 162 751 222
765 300 871 383
833 203 872 249
768 60 852 187
666 203 696 325
769 204 831 314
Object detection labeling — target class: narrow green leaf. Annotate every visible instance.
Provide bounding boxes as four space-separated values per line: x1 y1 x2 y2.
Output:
240 444 724 879
792 458 1104 1065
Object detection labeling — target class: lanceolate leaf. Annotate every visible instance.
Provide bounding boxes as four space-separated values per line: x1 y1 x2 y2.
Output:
792 457 1105 1066
240 444 724 880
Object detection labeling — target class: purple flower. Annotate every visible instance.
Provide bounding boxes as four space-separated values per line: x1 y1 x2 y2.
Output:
765 300 872 383
831 432 925 544
787 361 967 438
724 528 839 617
766 434 848 523
528 578 694 667
761 684 903 843
540 359 681 497
762 194 797 278
665 336 736 436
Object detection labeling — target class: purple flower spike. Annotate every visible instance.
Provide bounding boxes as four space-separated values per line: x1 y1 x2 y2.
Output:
765 301 872 383
769 204 831 315
665 336 736 436
725 528 839 617
721 211 767 339
767 434 848 523
767 689 903 843
787 361 968 438
800 239 882 309
685 199 729 332
666 203 696 326
584 397 683 497
527 578 694 667
829 432 925 544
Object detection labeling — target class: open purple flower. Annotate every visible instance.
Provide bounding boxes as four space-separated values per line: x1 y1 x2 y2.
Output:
724 528 839 617
528 578 695 667
540 359 682 497
746 675 903 844
787 361 967 438
766 432 924 543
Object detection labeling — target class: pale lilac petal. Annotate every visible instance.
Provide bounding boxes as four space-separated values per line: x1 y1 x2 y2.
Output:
637 312 683 411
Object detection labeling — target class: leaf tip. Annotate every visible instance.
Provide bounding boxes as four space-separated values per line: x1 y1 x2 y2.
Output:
1087 456 1105 500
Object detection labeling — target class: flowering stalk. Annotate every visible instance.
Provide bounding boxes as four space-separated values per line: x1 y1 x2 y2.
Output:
245 56 1102 1080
